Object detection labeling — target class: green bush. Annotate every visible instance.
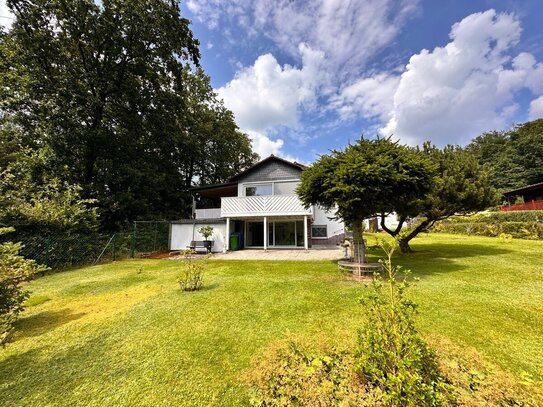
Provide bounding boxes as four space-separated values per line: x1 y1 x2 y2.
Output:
354 240 454 405
177 250 205 291
433 220 543 239
0 228 47 345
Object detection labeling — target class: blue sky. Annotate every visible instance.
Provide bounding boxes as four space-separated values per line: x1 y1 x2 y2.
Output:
182 0 543 162
1 1 542 163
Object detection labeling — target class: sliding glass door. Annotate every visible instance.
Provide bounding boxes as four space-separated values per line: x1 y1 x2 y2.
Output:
246 220 305 247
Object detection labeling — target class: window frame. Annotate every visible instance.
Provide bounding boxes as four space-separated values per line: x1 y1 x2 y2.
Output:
311 225 327 239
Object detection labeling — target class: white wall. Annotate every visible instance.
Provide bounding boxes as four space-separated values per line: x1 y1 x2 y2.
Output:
170 222 226 252
312 206 345 237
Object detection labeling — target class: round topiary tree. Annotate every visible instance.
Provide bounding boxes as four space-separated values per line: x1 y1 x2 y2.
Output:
297 138 434 264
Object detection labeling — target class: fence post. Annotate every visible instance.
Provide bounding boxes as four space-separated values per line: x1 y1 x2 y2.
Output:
153 221 158 252
130 222 136 258
44 236 50 267
112 234 116 261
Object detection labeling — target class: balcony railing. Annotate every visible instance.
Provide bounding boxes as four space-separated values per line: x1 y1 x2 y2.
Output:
221 195 312 218
194 208 222 219
501 200 543 211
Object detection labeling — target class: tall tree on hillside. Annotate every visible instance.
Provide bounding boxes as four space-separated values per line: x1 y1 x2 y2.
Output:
297 138 434 264
0 0 256 230
468 119 543 191
381 145 498 253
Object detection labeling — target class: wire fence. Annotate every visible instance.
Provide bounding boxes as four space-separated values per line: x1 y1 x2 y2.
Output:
3 221 171 271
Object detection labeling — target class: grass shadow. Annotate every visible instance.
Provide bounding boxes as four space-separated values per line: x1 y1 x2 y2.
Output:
14 309 86 340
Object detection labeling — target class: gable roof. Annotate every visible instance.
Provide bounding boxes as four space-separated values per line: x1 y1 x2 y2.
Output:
228 155 306 182
503 181 543 197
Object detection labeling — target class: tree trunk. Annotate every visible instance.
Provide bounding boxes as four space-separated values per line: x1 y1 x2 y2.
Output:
397 219 432 253
352 220 366 264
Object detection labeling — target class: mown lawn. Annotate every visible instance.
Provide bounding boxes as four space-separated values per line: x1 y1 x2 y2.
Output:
1 233 542 406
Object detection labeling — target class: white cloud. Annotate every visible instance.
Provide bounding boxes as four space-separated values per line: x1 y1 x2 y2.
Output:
332 73 400 122
188 0 420 157
246 130 284 158
188 0 419 80
217 45 325 158
333 9 543 146
529 96 543 120
0 0 14 30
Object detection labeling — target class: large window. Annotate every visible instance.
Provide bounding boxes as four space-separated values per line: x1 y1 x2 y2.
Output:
245 184 272 196
274 181 299 195
311 225 327 238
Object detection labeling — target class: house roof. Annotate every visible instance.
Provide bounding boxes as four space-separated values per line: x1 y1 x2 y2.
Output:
228 155 306 182
189 155 306 197
503 181 543 197
189 182 238 200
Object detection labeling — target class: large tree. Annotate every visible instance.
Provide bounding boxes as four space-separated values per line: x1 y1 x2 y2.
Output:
381 145 498 253
468 119 543 191
297 138 434 264
0 0 256 230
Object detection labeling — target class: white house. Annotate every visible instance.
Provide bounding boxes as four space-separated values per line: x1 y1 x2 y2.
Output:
170 155 345 252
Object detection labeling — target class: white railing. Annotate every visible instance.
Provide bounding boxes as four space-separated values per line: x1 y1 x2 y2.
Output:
221 195 312 218
194 208 222 219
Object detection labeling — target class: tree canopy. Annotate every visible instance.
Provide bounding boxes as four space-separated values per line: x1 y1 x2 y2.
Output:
0 0 257 230
297 138 435 263
382 145 498 253
468 119 543 191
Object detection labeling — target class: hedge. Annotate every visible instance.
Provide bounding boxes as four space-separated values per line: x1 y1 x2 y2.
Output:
433 211 543 240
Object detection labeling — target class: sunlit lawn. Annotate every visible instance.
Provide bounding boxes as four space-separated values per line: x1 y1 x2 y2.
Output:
0 233 542 406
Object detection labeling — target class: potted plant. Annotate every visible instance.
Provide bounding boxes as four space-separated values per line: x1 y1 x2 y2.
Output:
198 225 214 253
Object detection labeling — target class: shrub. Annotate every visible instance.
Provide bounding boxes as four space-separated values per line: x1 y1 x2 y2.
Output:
197 225 214 240
250 341 374 406
354 240 454 405
0 227 47 345
177 249 205 291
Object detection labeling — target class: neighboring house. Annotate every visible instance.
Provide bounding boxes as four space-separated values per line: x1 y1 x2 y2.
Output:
170 155 345 252
501 182 543 211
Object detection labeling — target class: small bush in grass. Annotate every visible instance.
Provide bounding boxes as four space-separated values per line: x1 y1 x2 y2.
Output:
250 340 375 406
177 249 205 291
1 227 47 345
355 240 454 405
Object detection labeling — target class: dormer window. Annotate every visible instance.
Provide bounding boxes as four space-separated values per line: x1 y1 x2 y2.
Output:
245 183 272 196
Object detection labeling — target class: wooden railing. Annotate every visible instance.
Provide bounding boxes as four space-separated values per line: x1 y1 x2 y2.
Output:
500 201 543 211
221 195 312 218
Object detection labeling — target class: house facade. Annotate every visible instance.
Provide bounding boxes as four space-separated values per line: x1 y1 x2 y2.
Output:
169 156 345 252
501 182 543 211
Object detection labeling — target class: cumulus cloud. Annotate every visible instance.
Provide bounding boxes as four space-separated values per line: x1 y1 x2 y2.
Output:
217 45 324 133
0 0 14 30
529 96 543 120
334 9 543 146
217 45 325 158
188 0 419 79
246 130 284 157
188 0 420 158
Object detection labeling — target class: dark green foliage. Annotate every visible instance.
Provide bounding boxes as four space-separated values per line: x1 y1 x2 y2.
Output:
468 119 543 190
297 138 434 263
355 241 453 405
0 227 47 344
388 145 498 253
0 0 257 230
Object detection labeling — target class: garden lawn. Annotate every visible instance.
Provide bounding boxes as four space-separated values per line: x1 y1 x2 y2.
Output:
1 233 542 406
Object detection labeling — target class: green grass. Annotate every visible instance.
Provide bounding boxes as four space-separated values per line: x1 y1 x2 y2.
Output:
1 233 542 406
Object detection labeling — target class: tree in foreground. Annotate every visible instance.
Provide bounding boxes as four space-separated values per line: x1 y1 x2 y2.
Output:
381 145 498 253
0 228 47 345
1 0 257 229
297 138 434 264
